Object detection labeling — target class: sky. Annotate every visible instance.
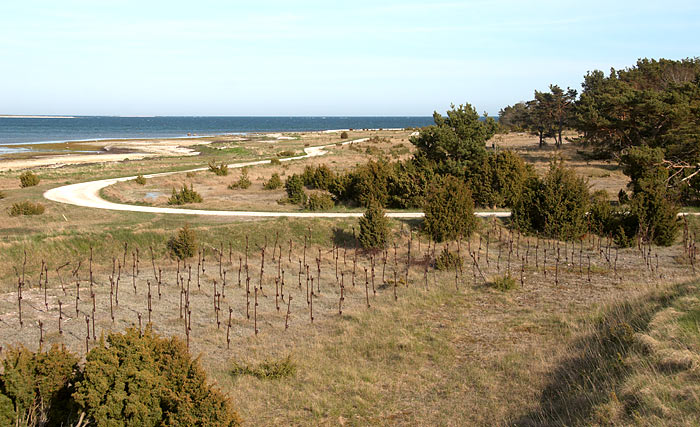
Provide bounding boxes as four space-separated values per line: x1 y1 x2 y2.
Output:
1 1 698 116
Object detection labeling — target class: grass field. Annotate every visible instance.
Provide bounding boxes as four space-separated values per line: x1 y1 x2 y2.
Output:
0 130 698 425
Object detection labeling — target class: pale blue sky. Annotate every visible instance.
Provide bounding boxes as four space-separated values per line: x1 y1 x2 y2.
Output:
1 1 698 116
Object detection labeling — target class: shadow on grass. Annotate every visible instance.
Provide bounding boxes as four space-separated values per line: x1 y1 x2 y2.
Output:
332 227 358 248
512 280 694 426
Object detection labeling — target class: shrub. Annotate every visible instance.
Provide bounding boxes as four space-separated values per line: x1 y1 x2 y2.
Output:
263 173 282 190
19 171 40 188
167 224 198 260
285 175 307 205
231 356 296 380
270 158 281 165
629 177 679 246
340 131 349 139
9 201 45 216
435 248 463 271
306 193 334 211
228 168 251 189
186 171 196 178
358 200 389 249
0 345 80 425
0 330 241 426
0 191 5 199
74 327 241 426
134 174 147 185
208 161 229 176
489 274 517 291
467 151 534 208
277 150 296 157
167 184 203 205
511 161 589 240
423 176 477 242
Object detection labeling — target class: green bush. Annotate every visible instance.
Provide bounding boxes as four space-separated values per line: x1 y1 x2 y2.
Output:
263 173 282 190
0 330 241 426
19 171 40 188
489 274 517 291
270 158 281 165
208 161 229 176
167 184 203 205
277 150 296 157
358 200 390 249
629 177 679 246
423 176 477 242
134 174 147 185
467 150 534 208
74 327 241 426
9 201 45 216
306 193 334 211
285 175 307 205
0 345 79 425
231 356 296 380
435 248 463 271
340 131 349 139
511 161 589 240
167 224 198 260
228 168 251 189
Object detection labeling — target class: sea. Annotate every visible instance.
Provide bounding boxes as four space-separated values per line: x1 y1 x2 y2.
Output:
0 116 434 155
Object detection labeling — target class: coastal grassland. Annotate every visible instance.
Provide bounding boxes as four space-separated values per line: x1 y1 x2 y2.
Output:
0 206 697 424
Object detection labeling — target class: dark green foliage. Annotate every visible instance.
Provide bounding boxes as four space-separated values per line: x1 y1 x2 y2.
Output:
168 184 203 205
435 248 463 271
263 173 282 190
134 174 147 185
230 356 296 380
574 58 700 159
74 327 241 426
301 164 336 190
588 191 637 247
467 150 534 208
306 193 334 211
411 103 496 166
285 175 307 205
497 102 530 132
208 161 229 176
341 160 393 207
277 150 296 157
167 224 198 260
619 146 680 245
489 275 517 291
19 171 40 188
0 345 79 426
340 131 348 139
629 176 679 246
358 201 389 249
228 168 251 189
9 201 45 216
511 161 589 240
423 176 477 242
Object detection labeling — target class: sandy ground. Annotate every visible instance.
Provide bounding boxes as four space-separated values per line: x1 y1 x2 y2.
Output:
0 138 212 171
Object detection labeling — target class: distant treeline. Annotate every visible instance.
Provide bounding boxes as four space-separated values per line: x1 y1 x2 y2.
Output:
499 57 700 204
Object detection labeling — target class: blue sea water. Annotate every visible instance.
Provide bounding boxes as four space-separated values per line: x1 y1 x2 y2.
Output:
0 116 434 152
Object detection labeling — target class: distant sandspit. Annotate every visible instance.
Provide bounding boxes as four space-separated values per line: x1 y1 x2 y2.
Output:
0 115 75 119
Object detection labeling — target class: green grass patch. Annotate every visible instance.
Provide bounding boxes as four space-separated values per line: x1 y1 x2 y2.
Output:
231 356 297 380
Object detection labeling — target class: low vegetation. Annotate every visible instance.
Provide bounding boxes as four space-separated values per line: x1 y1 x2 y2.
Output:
19 171 40 188
358 201 389 249
263 173 282 190
306 193 334 211
134 174 147 185
208 161 229 176
231 356 296 380
228 168 251 189
9 201 45 216
0 328 240 426
166 224 198 260
167 184 203 205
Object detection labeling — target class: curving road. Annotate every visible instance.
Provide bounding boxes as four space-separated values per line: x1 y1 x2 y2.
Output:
43 138 511 219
